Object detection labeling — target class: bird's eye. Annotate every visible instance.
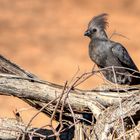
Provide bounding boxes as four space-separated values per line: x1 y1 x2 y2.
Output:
92 28 97 32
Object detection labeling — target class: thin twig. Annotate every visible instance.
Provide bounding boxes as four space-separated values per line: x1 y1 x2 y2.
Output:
109 30 129 40
25 93 63 131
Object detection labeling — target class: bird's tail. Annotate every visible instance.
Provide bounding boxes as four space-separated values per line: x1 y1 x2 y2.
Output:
131 71 140 85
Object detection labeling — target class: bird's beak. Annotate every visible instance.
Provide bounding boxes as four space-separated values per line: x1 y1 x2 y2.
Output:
84 30 91 37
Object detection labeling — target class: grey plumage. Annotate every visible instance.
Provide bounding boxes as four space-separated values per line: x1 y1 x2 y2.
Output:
88 13 108 30
84 13 140 85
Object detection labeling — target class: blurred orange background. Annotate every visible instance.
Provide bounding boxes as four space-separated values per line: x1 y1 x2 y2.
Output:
0 0 140 127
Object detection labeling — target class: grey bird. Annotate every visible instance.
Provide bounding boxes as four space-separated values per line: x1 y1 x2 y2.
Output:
84 13 140 85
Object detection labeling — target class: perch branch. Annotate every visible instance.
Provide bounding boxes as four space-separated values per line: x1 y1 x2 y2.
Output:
0 73 139 119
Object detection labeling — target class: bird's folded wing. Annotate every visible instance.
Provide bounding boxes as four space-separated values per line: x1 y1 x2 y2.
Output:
111 43 139 71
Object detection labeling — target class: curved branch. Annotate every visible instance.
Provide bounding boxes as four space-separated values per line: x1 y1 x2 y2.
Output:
0 74 139 119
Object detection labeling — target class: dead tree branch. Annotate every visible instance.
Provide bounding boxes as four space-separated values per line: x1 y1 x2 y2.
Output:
0 118 75 140
0 73 139 118
0 55 140 140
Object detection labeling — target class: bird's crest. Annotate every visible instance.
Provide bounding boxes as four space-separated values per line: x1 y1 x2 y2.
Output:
88 13 108 30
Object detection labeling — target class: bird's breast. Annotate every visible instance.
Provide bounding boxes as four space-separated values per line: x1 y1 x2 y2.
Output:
89 43 108 66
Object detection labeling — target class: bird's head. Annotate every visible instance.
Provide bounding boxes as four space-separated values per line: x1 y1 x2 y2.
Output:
84 13 108 39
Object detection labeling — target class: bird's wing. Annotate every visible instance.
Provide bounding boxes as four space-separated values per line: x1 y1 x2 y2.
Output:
111 43 139 71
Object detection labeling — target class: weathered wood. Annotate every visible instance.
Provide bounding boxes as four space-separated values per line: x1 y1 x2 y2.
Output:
0 55 139 117
0 55 140 140
0 55 37 79
0 118 75 140
0 74 139 118
94 95 140 140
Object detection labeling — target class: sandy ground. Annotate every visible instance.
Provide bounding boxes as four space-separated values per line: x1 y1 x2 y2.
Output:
0 0 140 127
